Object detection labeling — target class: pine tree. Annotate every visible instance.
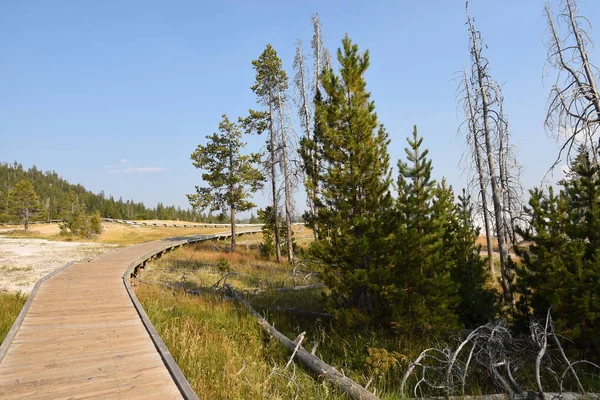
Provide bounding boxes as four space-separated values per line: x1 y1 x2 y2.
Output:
393 127 460 336
7 180 42 231
188 114 264 251
516 146 600 358
308 36 394 319
257 206 294 260
452 189 498 327
249 44 288 262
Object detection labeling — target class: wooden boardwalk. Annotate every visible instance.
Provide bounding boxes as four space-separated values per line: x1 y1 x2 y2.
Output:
0 232 256 399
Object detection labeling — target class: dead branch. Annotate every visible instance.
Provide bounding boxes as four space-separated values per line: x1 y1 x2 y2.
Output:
275 283 325 292
210 271 239 289
264 305 332 320
225 283 380 400
285 332 306 370
544 0 600 165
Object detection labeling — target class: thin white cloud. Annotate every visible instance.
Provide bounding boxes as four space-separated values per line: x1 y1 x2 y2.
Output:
121 167 167 174
103 160 166 174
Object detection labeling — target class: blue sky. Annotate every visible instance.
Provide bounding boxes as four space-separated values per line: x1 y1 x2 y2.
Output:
2 0 599 215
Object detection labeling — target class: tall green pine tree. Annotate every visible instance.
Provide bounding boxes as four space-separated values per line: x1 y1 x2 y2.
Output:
308 36 394 319
516 146 600 358
393 127 460 336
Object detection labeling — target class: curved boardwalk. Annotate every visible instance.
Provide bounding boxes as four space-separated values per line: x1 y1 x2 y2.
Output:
0 233 255 399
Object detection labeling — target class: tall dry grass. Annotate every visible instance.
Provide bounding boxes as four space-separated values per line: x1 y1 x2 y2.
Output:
0 292 27 345
136 284 345 399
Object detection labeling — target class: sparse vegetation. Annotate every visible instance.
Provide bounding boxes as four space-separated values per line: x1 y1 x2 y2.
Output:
0 292 27 345
1 222 244 246
136 281 346 399
136 240 600 398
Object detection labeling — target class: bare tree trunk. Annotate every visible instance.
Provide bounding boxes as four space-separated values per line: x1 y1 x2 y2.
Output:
278 93 295 263
269 98 282 262
467 6 514 308
230 206 236 252
463 70 495 274
497 99 523 248
497 115 512 246
293 41 318 240
566 0 600 122
308 13 330 240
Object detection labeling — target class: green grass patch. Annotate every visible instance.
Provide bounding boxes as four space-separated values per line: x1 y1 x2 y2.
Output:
136 284 346 399
0 292 27 345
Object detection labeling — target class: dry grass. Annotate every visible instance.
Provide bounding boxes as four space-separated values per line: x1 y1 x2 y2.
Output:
142 243 306 292
136 284 345 399
0 222 259 246
0 292 27 345
139 242 519 399
95 224 231 245
0 221 314 248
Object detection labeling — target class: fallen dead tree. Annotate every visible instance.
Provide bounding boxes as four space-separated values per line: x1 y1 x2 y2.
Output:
264 305 333 320
400 314 600 399
275 283 325 292
136 278 332 320
224 283 380 400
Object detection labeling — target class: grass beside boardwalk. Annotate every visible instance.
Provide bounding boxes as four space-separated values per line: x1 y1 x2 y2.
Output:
0 292 27 345
135 242 413 398
136 284 346 400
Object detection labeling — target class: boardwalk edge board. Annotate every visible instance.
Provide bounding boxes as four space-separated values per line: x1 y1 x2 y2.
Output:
0 229 260 398
123 240 199 400
122 230 261 400
0 261 75 364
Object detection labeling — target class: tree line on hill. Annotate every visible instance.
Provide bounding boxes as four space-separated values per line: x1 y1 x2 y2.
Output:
189 0 600 365
0 162 225 229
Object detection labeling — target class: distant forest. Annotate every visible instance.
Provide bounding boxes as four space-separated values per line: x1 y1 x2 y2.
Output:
0 162 223 223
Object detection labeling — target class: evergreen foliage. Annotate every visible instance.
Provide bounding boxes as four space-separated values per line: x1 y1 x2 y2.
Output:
0 162 209 223
257 206 296 259
452 189 498 327
392 127 460 336
306 36 394 318
188 114 264 251
58 191 103 238
6 180 43 231
250 45 289 106
516 146 600 358
248 43 289 262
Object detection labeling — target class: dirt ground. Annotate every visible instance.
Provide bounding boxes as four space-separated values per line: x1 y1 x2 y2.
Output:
0 221 307 295
0 237 116 294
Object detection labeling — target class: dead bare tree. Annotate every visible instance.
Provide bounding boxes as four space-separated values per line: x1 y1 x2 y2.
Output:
401 312 600 398
496 92 525 247
545 0 600 166
466 2 516 308
311 13 332 87
294 14 331 240
293 40 315 222
459 68 495 274
276 91 297 262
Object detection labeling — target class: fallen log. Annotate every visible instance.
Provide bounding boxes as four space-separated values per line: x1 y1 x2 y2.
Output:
224 283 379 400
264 306 333 320
275 283 326 292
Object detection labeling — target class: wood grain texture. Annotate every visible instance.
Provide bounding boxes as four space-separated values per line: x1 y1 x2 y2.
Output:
0 241 185 399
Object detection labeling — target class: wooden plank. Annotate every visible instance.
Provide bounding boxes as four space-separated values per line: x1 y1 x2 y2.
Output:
0 240 187 399
0 230 261 399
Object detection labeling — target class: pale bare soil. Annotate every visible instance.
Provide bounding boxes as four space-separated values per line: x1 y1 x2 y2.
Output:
0 221 270 294
0 237 116 294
